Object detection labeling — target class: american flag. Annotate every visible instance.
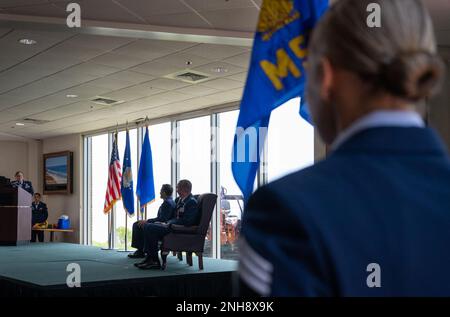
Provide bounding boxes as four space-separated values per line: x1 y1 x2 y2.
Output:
104 134 122 214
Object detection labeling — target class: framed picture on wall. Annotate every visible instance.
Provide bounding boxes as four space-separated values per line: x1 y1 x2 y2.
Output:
43 151 73 195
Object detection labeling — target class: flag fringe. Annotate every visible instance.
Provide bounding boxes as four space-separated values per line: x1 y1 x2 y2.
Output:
103 197 122 214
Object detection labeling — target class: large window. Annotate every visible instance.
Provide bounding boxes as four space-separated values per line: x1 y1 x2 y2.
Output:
268 98 314 182
178 116 212 256
219 110 243 260
179 116 211 194
84 102 314 258
90 133 109 248
146 122 172 219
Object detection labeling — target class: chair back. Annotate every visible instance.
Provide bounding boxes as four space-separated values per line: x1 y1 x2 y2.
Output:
196 193 217 235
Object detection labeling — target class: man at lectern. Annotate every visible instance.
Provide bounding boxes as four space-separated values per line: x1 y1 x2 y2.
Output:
10 171 34 195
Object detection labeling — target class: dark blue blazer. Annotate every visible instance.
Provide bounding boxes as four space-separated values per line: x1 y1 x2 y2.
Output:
169 194 199 227
31 201 48 225
241 127 450 296
148 198 175 223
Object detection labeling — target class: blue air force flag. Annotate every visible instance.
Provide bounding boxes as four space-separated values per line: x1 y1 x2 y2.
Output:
232 0 328 202
121 129 135 216
136 126 155 212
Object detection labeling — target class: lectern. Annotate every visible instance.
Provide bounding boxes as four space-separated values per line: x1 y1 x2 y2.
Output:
0 183 32 245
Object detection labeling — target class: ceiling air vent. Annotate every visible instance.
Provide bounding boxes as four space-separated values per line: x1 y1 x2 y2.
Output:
164 70 210 84
90 96 123 106
22 118 50 125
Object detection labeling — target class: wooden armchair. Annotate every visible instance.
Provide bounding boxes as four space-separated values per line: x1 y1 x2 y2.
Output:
160 193 217 270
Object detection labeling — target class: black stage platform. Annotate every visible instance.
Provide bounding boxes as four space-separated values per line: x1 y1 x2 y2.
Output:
0 243 237 297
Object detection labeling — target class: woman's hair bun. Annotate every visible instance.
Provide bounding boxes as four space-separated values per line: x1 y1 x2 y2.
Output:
381 51 445 101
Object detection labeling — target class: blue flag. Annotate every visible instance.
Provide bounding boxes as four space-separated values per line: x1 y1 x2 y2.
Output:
232 0 328 202
136 126 155 211
121 130 135 216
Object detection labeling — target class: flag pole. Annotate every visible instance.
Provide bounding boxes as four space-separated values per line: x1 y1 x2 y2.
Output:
118 122 131 253
117 212 130 252
101 212 115 250
102 131 119 250
144 117 149 221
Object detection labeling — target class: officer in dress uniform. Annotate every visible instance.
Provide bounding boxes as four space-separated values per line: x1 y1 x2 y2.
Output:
128 184 176 259
135 179 199 270
239 0 450 296
10 171 34 195
31 193 48 242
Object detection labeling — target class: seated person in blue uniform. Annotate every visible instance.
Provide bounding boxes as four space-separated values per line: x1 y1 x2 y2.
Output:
239 0 450 296
128 184 176 259
135 179 199 270
10 171 34 195
31 193 48 243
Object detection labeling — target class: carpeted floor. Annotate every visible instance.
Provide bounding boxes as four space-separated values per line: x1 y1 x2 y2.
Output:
0 243 237 296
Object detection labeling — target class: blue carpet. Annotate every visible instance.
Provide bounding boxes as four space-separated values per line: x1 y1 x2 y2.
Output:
0 243 237 287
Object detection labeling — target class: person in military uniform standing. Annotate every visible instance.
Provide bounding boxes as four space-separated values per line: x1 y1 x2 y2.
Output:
31 193 48 242
10 171 34 195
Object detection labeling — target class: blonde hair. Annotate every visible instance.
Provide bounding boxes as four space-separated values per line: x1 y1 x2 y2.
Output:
308 0 445 101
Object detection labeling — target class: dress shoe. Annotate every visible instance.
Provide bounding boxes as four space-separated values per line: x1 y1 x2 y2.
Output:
134 258 149 267
137 260 162 270
128 250 145 259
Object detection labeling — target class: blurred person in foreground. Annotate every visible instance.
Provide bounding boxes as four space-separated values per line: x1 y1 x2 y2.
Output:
239 0 450 296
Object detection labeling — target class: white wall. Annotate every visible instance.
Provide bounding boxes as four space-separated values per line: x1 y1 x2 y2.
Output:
0 141 28 179
0 140 42 190
42 134 82 244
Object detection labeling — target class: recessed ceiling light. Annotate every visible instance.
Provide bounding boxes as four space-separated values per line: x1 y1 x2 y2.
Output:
18 39 37 45
15 123 25 126
186 61 193 66
66 94 78 98
212 66 228 73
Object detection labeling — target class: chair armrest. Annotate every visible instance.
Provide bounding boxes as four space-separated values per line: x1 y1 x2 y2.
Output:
171 225 199 234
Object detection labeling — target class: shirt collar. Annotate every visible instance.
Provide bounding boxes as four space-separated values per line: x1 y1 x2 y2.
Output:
331 110 425 151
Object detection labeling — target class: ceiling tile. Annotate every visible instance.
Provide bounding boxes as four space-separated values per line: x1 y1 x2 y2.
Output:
28 101 106 121
115 0 191 16
192 61 244 77
152 50 213 69
0 110 20 124
201 7 259 32
225 72 248 83
71 0 147 24
145 78 191 90
184 0 255 11
175 84 219 97
184 43 249 60
66 62 122 77
88 52 147 69
0 1 68 16
200 78 243 90
102 83 165 101
113 39 196 61
66 34 135 50
223 52 251 68
130 60 180 77
88 71 153 90
143 12 211 29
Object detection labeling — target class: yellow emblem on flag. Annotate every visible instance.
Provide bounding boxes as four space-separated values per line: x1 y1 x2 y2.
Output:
257 0 300 41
